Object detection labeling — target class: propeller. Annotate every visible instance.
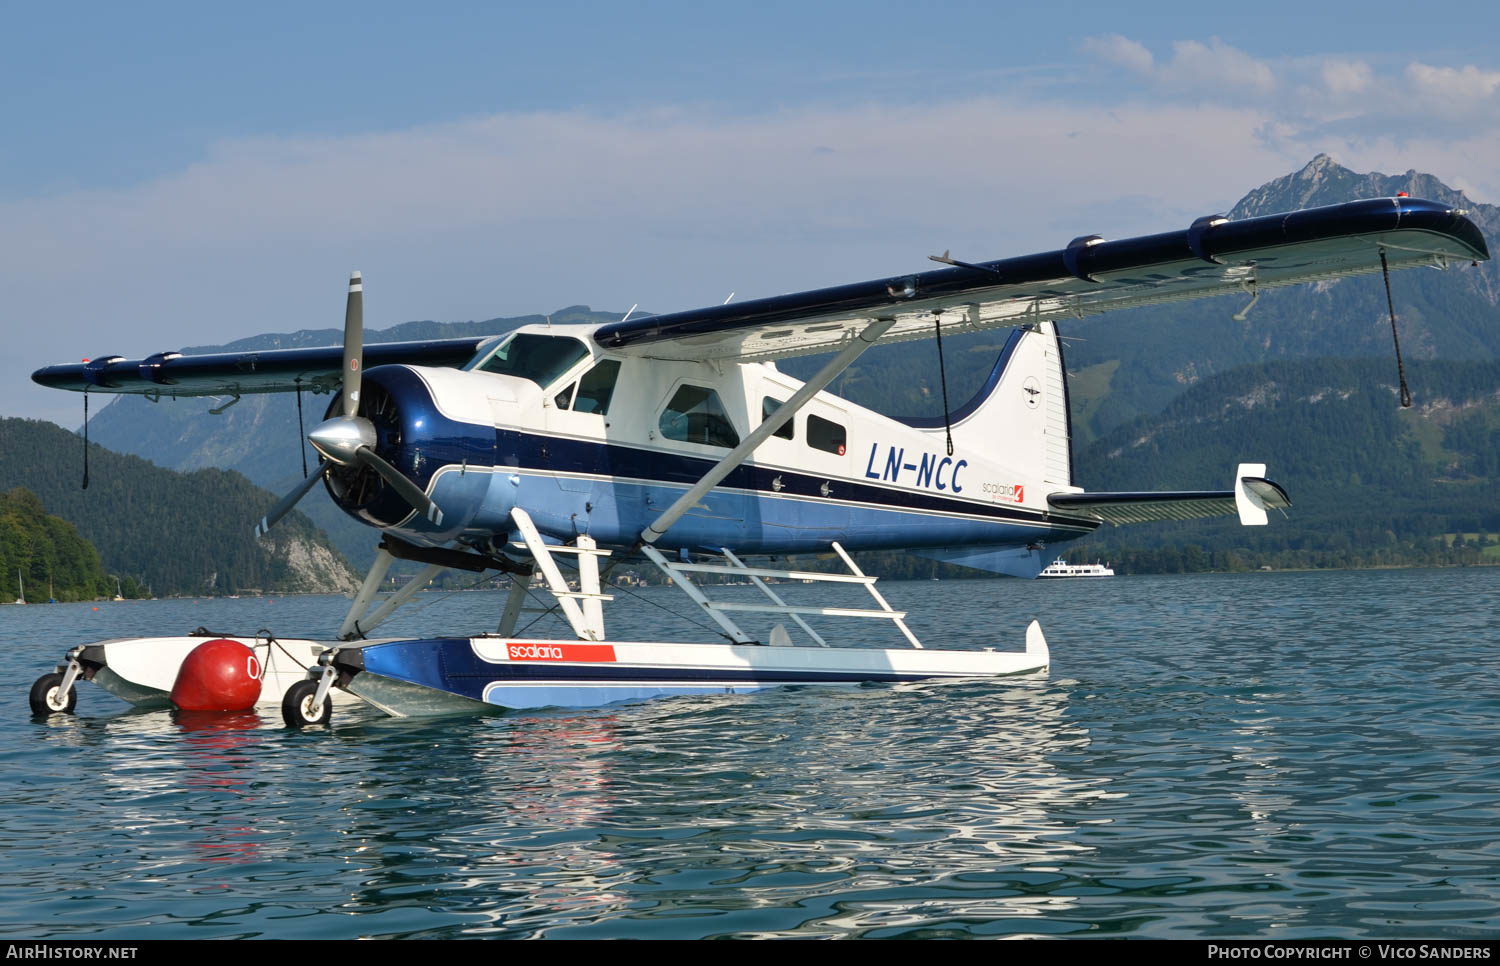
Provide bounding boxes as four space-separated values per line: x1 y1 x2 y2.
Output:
254 459 330 538
253 272 444 537
342 271 362 418
353 448 444 526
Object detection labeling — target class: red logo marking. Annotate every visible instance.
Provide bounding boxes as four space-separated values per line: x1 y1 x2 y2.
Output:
506 642 617 663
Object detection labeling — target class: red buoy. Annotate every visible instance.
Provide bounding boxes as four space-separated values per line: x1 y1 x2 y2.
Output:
170 639 263 712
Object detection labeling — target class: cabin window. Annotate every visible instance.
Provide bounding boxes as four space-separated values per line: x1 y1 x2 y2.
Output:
807 414 846 455
474 333 590 388
554 383 576 409
762 397 794 440
572 360 622 415
660 385 740 448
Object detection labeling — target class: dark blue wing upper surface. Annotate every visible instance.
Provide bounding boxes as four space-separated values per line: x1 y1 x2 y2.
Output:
593 197 1487 362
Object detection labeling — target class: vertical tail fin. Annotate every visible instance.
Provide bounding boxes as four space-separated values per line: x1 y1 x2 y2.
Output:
899 321 1074 488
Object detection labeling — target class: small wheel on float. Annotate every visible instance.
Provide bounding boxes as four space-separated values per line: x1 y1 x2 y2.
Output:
281 679 332 728
29 672 78 716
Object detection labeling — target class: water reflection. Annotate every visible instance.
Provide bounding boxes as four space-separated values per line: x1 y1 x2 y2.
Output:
319 678 1110 937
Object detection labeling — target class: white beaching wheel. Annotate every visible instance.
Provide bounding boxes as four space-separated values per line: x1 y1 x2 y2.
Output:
281 679 331 727
29 672 77 716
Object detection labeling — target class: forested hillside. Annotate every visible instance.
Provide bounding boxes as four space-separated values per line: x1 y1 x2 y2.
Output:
0 419 357 596
1061 358 1500 571
0 488 112 602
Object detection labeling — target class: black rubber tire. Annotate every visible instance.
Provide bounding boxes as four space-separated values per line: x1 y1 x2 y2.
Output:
29 672 77 716
281 679 332 727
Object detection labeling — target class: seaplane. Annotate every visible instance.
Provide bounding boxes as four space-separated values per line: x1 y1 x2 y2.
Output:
26 196 1489 726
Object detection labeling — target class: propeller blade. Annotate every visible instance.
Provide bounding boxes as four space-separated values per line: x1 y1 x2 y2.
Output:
353 447 445 527
253 461 330 537
342 271 363 419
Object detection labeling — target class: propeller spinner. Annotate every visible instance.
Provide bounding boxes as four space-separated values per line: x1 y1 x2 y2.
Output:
253 273 444 538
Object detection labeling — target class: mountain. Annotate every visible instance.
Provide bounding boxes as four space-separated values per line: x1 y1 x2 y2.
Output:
1062 356 1500 570
0 487 112 603
0 418 358 596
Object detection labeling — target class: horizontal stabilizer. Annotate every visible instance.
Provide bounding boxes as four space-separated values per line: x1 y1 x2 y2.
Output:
1048 472 1290 527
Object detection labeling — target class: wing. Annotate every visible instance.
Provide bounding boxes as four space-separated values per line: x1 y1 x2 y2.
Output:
31 337 492 398
30 197 1489 394
593 197 1488 362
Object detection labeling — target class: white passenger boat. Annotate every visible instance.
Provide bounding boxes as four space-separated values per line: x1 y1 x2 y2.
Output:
1037 558 1115 579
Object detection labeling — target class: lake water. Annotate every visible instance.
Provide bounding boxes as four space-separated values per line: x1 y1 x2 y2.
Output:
3 569 1499 939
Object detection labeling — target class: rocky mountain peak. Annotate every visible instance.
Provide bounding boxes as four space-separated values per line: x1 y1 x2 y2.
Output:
1232 155 1491 223
1300 153 1337 175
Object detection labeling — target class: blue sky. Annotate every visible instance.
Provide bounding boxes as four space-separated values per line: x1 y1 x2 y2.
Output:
5 0 1500 423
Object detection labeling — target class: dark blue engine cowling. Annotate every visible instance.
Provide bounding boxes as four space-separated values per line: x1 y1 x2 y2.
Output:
321 365 512 543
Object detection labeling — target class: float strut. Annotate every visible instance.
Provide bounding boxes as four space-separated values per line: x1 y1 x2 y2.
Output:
56 647 84 699
312 651 339 711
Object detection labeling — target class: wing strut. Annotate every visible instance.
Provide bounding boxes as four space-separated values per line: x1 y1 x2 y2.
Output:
1379 249 1414 408
637 316 896 546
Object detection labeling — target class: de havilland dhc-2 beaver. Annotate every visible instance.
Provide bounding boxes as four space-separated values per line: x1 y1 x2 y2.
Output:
25 195 1489 725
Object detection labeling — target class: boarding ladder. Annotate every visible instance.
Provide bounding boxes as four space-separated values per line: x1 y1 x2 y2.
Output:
639 542 925 648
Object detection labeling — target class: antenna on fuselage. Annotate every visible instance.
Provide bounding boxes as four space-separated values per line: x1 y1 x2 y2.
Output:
724 292 735 304
621 304 638 323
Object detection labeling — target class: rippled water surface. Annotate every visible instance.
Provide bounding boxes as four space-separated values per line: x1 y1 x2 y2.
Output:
4 569 1499 939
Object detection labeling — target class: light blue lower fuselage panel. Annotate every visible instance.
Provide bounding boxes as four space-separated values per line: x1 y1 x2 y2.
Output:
418 468 1090 558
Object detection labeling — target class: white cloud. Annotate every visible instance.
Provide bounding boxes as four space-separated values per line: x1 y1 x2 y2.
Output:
1080 35 1500 174
1158 38 1277 94
1321 58 1374 96
1083 35 1275 96
1405 62 1500 100
1081 34 1153 75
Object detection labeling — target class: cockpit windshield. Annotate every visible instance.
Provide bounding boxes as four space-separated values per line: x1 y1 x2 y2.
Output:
469 334 590 388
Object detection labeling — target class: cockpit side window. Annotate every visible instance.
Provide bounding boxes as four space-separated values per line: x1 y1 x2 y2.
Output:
573 360 622 415
473 334 590 388
659 385 740 448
